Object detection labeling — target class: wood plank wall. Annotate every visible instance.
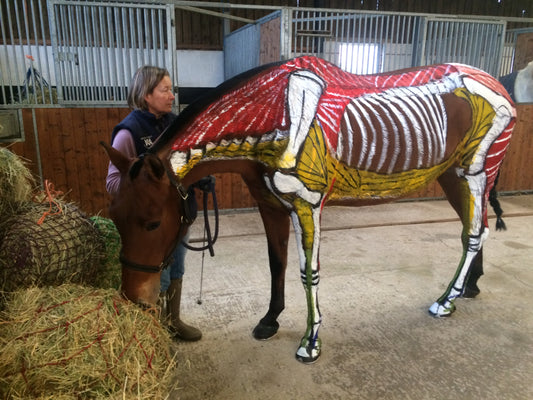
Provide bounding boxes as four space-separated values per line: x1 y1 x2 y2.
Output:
2 105 532 218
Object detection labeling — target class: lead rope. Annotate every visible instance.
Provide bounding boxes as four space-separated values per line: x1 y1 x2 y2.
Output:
183 176 217 305
197 222 207 305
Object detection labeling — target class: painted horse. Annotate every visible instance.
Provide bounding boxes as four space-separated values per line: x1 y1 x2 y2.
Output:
102 56 515 363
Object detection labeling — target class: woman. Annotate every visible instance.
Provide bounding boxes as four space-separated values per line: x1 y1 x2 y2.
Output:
106 65 201 342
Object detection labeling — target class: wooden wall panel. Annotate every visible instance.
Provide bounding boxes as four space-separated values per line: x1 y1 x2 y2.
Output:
498 105 533 192
259 16 281 64
2 104 531 218
514 33 533 70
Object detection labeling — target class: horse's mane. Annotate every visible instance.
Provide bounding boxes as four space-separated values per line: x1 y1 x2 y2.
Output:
149 60 285 155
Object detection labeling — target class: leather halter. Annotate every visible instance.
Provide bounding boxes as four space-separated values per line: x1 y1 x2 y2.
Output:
119 159 196 274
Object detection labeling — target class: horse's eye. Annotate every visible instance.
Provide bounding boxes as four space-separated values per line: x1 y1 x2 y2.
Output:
146 221 161 231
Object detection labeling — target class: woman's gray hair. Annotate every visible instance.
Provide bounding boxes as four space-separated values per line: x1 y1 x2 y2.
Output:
127 66 170 110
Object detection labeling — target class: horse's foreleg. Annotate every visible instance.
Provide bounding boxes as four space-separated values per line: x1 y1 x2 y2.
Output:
264 171 324 362
291 202 323 363
252 203 291 340
430 170 488 316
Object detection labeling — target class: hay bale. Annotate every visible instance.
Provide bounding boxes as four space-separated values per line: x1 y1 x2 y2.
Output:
0 284 176 399
0 202 103 292
0 147 34 219
90 216 122 289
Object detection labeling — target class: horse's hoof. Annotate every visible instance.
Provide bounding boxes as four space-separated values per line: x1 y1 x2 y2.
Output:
295 340 321 364
252 321 279 340
428 301 456 317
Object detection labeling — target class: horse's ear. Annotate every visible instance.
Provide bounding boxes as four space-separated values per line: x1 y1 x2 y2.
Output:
145 154 166 180
100 141 131 174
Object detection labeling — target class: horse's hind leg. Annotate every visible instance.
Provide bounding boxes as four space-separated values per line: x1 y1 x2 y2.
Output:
437 168 485 299
430 168 489 317
463 249 483 298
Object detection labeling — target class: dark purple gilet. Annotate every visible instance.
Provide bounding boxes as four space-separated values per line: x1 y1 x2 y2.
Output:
111 109 176 156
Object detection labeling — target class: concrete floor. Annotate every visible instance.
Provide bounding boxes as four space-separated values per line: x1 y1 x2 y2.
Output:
170 194 533 400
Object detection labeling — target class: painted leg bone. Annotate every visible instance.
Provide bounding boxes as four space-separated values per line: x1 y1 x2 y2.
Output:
279 71 325 169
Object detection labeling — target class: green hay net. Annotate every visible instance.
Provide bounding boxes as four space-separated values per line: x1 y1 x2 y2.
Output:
0 202 103 292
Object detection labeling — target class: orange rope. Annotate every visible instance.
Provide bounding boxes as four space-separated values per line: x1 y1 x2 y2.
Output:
37 179 63 225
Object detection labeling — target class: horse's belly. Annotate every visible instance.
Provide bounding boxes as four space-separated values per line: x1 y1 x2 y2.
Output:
327 160 451 201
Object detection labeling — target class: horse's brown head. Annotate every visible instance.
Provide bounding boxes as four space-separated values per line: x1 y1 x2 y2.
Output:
101 142 187 307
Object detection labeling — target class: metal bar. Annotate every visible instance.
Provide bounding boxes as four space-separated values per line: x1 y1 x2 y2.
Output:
83 5 94 102
47 1 63 103
0 1 15 104
98 5 110 102
124 7 132 87
91 6 103 101
496 22 507 76
65 5 80 101
129 7 138 72
12 0 28 103
158 8 165 67
383 15 391 70
362 15 369 73
137 8 145 71
471 23 481 68
107 7 117 102
78 4 89 101
443 20 451 62
378 15 384 71
114 7 124 101
393 13 401 69
151 9 157 65
175 5 254 24
25 0 44 104
36 0 54 104
167 4 178 109
60 4 72 101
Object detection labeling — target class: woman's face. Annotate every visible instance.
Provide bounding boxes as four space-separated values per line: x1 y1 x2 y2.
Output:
145 76 175 116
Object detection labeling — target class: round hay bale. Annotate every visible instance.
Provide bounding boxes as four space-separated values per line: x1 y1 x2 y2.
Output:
0 147 34 219
0 202 103 292
0 284 176 399
90 216 122 289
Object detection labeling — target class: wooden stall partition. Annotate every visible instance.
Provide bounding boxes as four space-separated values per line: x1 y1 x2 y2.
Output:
2 108 130 217
3 108 257 217
259 14 281 65
514 32 533 70
498 104 533 193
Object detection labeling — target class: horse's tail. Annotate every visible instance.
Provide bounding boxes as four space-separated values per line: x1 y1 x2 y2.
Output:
489 171 507 231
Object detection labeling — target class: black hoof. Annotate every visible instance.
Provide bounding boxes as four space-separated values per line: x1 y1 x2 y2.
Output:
295 353 319 364
252 321 279 340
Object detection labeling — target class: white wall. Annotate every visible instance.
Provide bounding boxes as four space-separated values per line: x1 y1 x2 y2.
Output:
176 50 224 87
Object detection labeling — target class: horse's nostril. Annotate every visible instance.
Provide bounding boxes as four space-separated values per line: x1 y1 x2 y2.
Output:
146 221 161 231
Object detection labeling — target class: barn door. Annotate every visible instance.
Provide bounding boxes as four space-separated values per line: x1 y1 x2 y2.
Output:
48 1 175 106
417 17 506 77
